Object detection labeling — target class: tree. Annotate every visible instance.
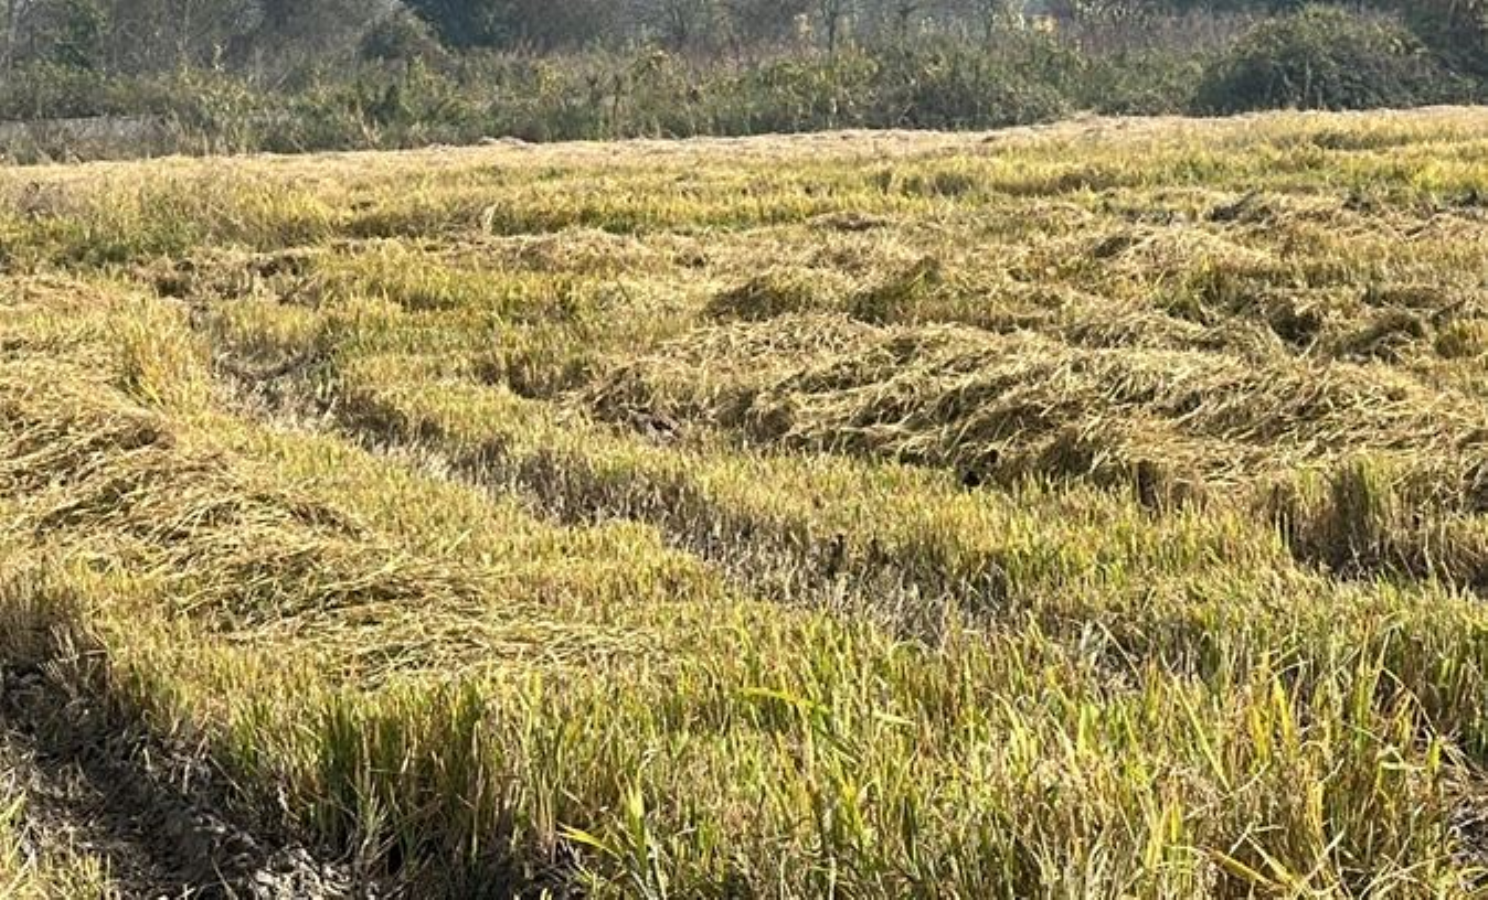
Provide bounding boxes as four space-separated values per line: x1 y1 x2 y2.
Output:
945 0 1016 39
404 0 503 48
99 0 254 72
648 0 722 50
6 0 108 69
723 0 813 47
816 0 851 52
223 0 395 76
405 0 616 51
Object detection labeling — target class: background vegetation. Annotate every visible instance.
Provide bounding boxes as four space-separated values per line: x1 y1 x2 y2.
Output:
0 0 1482 159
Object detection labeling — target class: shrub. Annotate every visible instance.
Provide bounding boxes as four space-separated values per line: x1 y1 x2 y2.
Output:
716 51 882 135
872 38 1071 129
0 63 123 119
359 10 448 64
1075 49 1210 115
1194 6 1471 114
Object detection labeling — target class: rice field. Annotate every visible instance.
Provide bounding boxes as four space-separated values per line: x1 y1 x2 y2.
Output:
0 107 1485 897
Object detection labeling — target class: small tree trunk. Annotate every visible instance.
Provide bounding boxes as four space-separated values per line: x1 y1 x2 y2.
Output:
3 0 18 72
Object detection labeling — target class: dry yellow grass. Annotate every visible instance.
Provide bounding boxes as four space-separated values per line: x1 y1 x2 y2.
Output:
0 107 1485 896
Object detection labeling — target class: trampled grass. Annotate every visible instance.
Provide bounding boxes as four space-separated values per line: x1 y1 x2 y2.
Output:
0 108 1485 896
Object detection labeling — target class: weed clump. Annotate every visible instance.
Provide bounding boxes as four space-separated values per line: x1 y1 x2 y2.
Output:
848 256 944 323
1436 320 1488 359
1266 458 1488 589
705 270 820 321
